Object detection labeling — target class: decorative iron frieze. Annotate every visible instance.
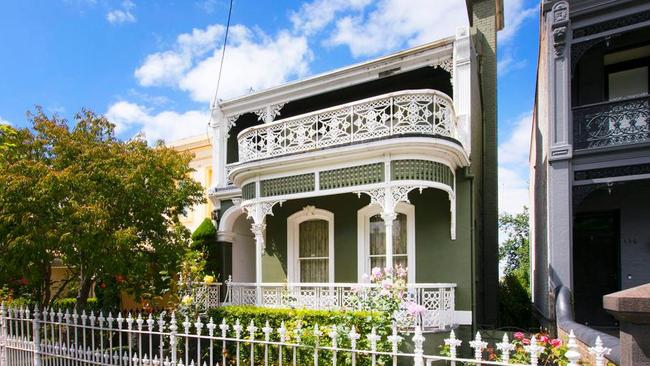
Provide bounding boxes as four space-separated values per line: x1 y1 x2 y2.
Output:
574 163 650 181
260 173 315 197
391 160 455 187
573 95 650 150
572 11 650 39
319 163 384 190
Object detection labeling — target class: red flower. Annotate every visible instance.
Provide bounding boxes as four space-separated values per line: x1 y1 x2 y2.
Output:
522 338 531 345
99 282 107 289
513 332 525 340
17 277 29 286
550 338 562 348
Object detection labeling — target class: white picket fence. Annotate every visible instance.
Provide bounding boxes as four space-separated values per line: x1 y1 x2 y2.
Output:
0 304 611 366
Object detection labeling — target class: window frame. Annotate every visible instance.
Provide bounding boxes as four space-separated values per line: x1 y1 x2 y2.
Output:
604 55 650 101
287 207 335 283
357 202 415 282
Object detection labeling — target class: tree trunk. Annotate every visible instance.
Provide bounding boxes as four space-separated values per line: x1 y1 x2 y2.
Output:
42 263 52 308
76 266 93 310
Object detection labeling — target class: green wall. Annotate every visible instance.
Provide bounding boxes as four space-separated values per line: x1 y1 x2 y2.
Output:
260 177 473 311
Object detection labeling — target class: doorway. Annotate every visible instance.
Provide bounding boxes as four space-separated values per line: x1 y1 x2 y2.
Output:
573 211 620 326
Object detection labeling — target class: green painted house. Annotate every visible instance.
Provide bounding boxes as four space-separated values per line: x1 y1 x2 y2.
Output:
207 0 502 332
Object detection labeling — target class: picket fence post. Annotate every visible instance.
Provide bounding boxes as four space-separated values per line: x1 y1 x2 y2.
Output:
0 303 6 366
32 308 42 366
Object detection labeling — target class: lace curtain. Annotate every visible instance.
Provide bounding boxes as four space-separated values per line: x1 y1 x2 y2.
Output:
298 219 329 282
369 213 407 271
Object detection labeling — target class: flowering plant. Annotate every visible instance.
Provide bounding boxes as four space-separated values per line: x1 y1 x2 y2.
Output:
353 265 423 328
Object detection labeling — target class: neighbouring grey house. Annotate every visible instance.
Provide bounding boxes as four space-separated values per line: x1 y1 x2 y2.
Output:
205 0 503 337
530 0 650 361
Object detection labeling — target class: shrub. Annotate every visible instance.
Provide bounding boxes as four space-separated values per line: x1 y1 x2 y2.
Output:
191 219 219 276
207 305 395 365
498 273 538 329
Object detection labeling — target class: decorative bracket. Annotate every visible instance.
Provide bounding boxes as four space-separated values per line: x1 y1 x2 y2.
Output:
241 200 284 248
254 103 286 124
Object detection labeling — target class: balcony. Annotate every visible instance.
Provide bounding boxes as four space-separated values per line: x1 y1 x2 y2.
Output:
223 281 456 332
573 94 650 151
235 90 460 163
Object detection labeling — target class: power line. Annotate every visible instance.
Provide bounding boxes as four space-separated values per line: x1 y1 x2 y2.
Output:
211 0 234 111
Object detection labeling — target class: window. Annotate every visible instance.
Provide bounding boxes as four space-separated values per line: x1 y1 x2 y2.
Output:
369 213 408 269
605 45 650 100
298 220 329 282
287 207 334 283
358 202 415 281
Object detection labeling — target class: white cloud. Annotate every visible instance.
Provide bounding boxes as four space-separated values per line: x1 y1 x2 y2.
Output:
0 116 11 126
106 101 209 143
290 0 372 35
325 0 468 58
498 112 532 215
107 0 136 24
497 52 527 75
499 0 536 44
135 24 311 102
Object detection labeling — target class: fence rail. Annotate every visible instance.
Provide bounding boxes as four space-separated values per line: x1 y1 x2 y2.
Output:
0 303 610 366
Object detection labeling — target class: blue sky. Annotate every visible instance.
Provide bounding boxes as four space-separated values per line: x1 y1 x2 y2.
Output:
0 0 539 214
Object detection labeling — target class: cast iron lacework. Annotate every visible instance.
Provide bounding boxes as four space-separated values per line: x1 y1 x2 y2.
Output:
572 11 650 39
573 95 650 150
260 173 315 197
391 160 454 187
237 90 457 162
319 163 384 190
574 163 650 181
241 182 256 200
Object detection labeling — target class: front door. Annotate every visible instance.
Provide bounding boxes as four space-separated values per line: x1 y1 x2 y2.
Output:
573 211 620 326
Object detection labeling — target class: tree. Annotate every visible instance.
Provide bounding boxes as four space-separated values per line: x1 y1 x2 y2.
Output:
0 108 205 308
499 206 530 291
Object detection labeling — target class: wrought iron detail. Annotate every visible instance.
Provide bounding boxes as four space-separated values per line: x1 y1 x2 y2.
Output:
260 173 315 197
574 163 650 181
391 160 455 187
242 182 256 200
571 38 604 71
319 163 384 190
573 95 650 150
237 90 458 163
572 11 650 39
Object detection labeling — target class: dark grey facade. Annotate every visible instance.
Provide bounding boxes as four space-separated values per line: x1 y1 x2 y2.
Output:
530 0 650 359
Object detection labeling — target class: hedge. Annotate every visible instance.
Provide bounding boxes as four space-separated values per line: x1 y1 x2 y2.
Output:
207 305 396 365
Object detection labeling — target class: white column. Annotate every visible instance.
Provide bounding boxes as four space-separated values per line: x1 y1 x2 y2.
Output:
251 223 266 305
210 107 226 187
453 26 472 154
381 212 396 270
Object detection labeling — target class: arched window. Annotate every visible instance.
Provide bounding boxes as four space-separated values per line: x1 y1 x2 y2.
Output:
287 206 334 283
358 202 415 281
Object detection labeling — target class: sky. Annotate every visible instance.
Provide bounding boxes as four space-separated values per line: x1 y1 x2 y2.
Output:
0 0 539 216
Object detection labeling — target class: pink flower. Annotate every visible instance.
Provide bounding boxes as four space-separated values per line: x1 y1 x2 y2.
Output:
550 338 562 348
406 302 426 316
522 338 530 345
384 266 393 275
539 335 549 344
371 267 382 278
381 279 393 289
361 273 370 282
513 332 525 340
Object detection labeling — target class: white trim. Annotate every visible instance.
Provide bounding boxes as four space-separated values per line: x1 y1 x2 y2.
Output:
218 205 244 233
454 311 472 325
357 202 416 282
218 39 454 117
287 206 335 283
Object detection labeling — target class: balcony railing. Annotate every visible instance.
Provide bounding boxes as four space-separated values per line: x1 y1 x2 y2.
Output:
573 94 650 150
223 282 456 331
237 89 458 163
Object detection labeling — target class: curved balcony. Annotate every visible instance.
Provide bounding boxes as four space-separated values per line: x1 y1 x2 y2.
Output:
237 89 461 163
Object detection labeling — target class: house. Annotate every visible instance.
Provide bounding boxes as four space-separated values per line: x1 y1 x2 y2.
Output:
168 134 215 232
200 0 503 332
530 0 650 360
